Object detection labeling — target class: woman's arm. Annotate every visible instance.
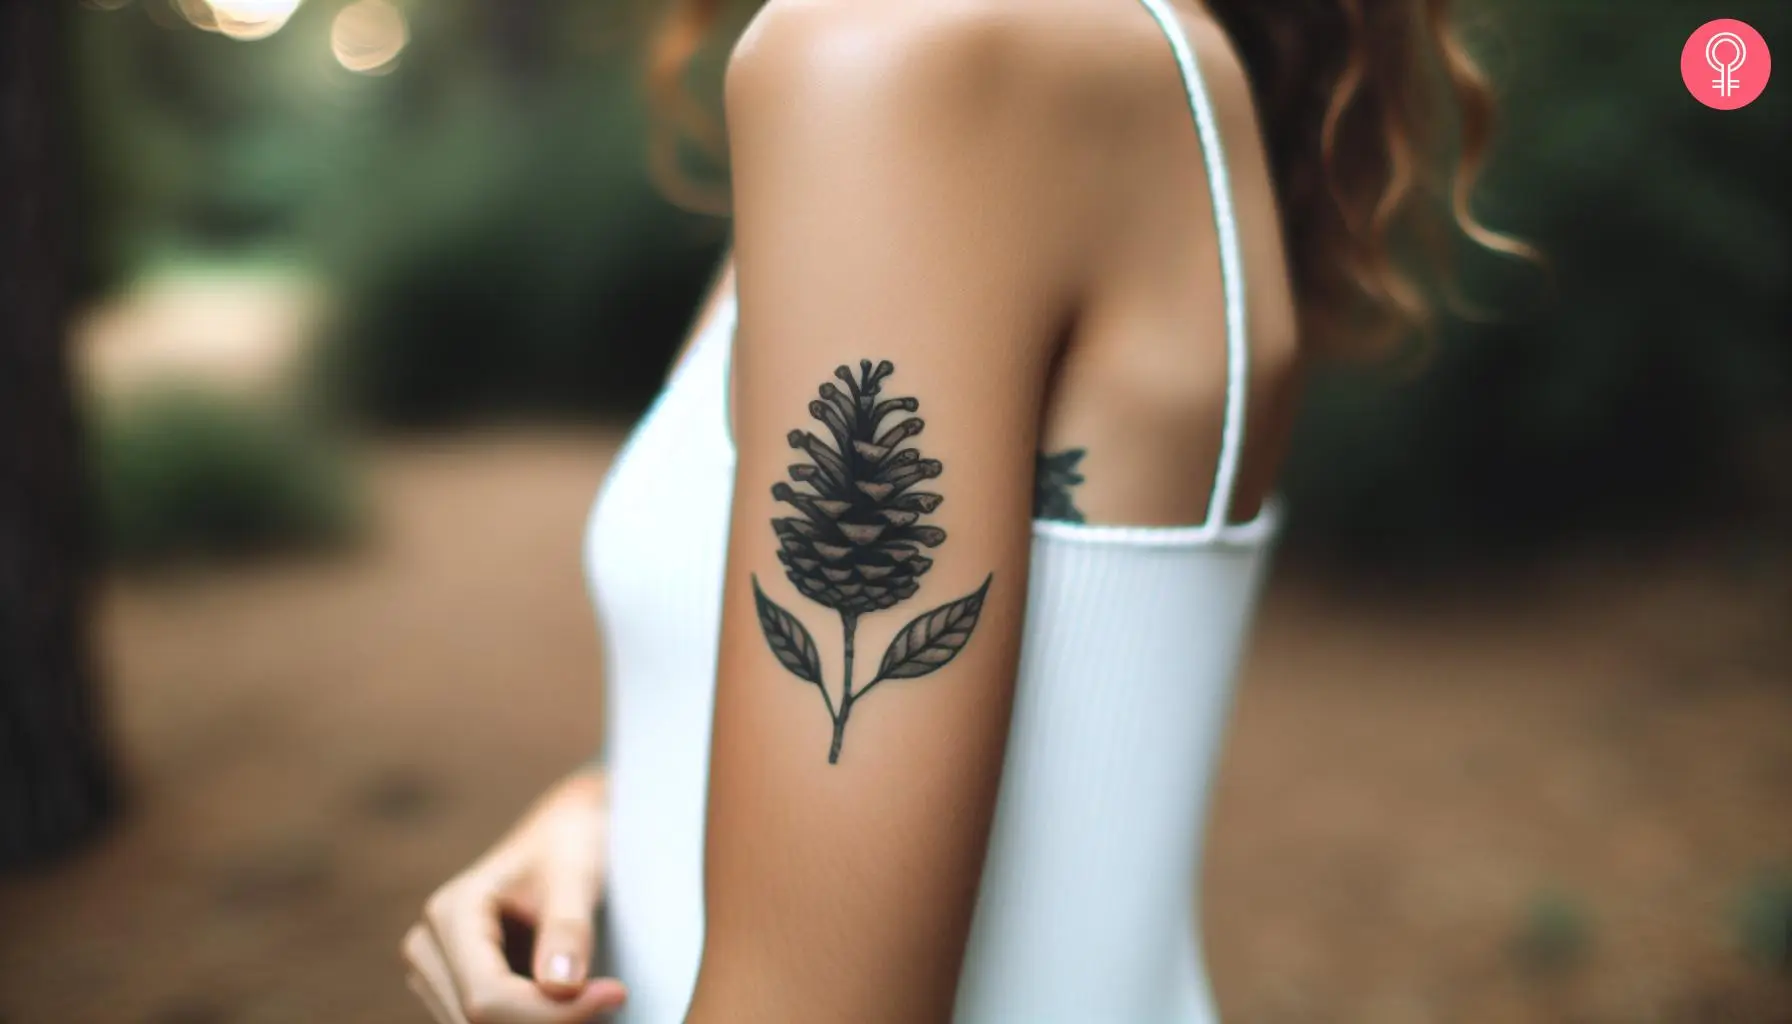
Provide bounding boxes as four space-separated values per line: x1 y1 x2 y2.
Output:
686 5 1088 1023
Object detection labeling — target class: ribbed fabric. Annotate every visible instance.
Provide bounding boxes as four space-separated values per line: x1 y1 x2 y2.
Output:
583 4 1279 1021
585 316 734 1024
951 529 1272 1023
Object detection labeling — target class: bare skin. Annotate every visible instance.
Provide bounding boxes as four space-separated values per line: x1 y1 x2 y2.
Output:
403 0 1300 1020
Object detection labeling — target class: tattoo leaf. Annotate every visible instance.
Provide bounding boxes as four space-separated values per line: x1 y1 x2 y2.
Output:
874 574 994 682
752 575 824 685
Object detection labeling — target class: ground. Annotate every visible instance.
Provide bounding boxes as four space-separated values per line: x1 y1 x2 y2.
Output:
1 430 1788 1024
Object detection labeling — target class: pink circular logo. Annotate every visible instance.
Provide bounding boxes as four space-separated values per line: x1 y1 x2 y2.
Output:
1682 19 1771 110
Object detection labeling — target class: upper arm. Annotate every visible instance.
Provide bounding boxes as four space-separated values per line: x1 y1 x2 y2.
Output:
687 8 1081 1023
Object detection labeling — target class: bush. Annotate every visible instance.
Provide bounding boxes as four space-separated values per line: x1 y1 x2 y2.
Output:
94 388 362 566
1281 0 1792 567
310 62 726 429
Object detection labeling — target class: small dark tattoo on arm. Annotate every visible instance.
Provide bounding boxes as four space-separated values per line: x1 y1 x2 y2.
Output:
1033 448 1087 523
750 359 994 764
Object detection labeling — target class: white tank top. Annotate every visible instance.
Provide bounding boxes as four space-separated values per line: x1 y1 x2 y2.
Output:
584 2 1280 1019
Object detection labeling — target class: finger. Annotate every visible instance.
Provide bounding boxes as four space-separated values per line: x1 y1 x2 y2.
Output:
407 972 456 1024
530 851 603 997
404 928 469 1024
408 968 467 1024
427 887 626 1024
424 883 518 1006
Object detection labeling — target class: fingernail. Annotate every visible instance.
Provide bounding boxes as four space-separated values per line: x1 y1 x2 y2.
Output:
545 952 576 983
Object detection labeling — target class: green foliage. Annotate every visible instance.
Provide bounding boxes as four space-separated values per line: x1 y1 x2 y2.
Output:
1735 869 1792 971
1510 887 1592 976
94 389 362 566
310 71 725 426
1282 0 1792 565
72 0 349 286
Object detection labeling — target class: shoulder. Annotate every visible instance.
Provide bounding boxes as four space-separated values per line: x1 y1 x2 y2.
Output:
725 0 1029 140
725 0 1255 153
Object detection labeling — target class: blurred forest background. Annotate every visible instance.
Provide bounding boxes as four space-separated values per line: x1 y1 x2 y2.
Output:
0 0 1788 1022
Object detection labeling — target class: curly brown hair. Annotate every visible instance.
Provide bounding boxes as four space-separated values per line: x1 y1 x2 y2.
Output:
644 0 1530 358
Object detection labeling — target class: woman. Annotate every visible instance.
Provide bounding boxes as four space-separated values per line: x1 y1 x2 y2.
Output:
402 0 1515 1020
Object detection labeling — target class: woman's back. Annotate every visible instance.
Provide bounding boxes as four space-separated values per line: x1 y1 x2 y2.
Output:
587 1 1293 1019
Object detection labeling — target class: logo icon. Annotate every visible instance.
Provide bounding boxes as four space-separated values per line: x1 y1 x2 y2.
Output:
1683 19 1771 109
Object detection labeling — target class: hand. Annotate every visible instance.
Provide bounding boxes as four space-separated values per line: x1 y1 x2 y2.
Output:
402 768 628 1023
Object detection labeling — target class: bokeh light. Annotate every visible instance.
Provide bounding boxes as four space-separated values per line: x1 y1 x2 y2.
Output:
330 0 408 76
174 0 217 31
204 0 303 41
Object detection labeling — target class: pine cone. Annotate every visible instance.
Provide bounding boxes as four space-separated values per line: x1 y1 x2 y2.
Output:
773 359 945 616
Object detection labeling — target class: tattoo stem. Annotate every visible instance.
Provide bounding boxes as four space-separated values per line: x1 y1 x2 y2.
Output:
827 613 856 763
816 673 838 726
829 612 858 764
849 671 889 705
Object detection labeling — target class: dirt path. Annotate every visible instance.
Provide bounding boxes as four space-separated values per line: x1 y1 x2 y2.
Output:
1 431 1787 1023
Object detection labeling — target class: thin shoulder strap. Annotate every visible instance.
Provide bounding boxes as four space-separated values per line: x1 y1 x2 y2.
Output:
1132 0 1250 533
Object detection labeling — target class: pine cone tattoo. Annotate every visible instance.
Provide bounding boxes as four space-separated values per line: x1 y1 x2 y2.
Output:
773 359 947 616
753 358 992 764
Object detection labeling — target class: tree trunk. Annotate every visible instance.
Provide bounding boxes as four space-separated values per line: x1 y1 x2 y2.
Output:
0 0 119 869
